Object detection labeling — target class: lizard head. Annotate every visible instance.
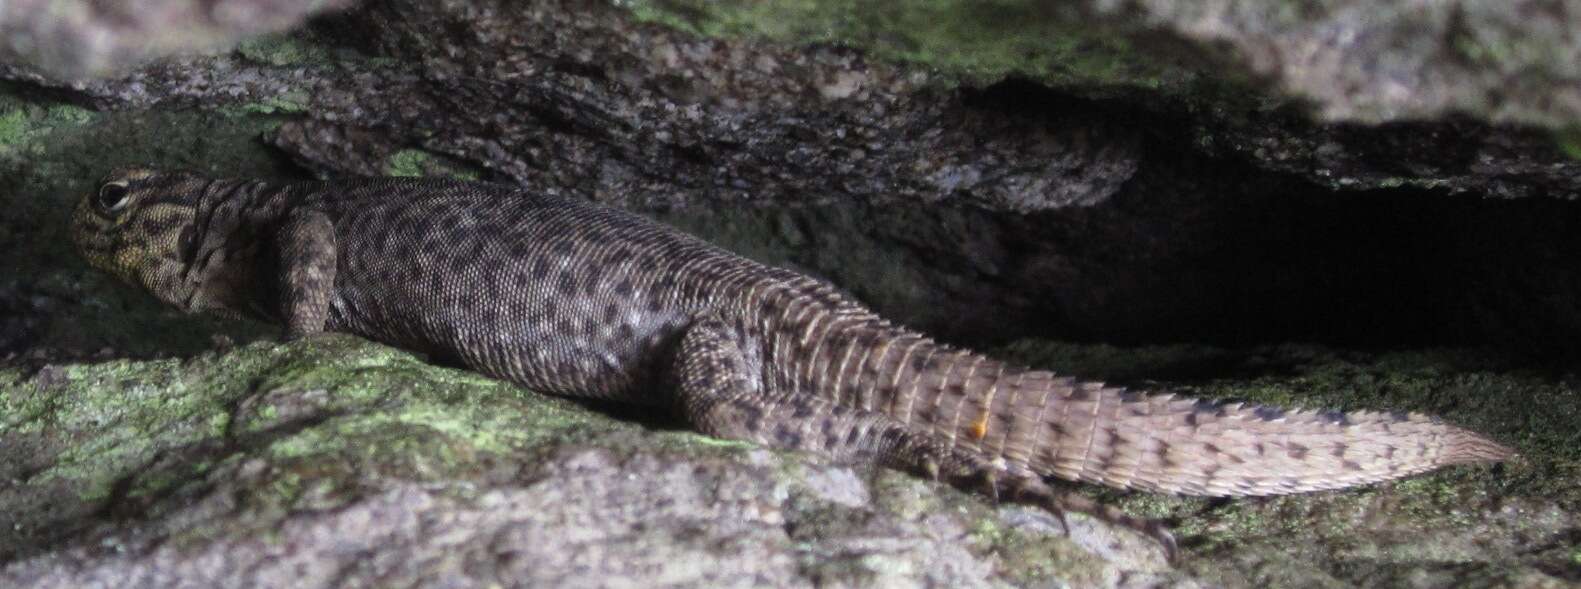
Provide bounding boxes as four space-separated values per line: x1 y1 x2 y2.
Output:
71 166 214 308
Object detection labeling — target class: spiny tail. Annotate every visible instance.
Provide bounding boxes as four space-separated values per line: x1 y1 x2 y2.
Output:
889 344 1514 497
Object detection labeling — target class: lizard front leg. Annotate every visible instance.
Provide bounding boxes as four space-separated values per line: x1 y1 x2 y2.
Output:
274 212 338 340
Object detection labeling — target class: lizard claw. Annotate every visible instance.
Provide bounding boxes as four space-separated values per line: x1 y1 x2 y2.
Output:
1148 520 1179 564
980 470 999 504
1016 480 1072 536
1023 487 1177 562
921 459 940 482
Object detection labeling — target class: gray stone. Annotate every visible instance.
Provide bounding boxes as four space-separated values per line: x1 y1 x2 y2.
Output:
0 0 357 79
1081 0 1581 126
0 337 1191 588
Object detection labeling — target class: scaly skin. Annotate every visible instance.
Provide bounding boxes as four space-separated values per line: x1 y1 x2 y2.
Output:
72 167 1516 560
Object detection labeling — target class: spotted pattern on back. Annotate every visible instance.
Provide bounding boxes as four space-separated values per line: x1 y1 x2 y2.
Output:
71 169 1515 513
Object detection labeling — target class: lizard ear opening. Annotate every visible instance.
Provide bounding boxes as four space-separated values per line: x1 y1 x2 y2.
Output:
96 181 131 213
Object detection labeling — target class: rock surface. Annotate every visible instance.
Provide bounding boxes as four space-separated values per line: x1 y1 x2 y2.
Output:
0 0 357 80
5 0 1581 354
0 337 1189 588
11 1 1579 128
1 337 1574 588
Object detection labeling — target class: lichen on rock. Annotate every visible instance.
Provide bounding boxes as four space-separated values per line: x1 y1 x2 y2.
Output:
2 335 1573 586
0 336 1195 587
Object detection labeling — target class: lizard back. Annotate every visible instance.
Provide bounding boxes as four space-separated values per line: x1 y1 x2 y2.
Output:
303 177 754 401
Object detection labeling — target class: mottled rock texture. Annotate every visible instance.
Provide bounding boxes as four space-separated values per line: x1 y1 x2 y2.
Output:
1 338 1573 588
0 0 356 79
7 0 1580 355
0 337 1192 588
7 1 1581 200
1088 1 1581 126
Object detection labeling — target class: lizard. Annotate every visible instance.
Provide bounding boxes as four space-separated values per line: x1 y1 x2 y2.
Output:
71 166 1515 560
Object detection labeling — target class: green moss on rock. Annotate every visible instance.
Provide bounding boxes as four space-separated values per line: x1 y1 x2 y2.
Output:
235 33 329 67
45 104 95 125
223 90 311 116
1556 125 1581 161
626 0 1177 92
0 107 27 147
0 96 103 157
383 147 483 180
0 336 615 555
4 334 1163 584
5 333 1568 583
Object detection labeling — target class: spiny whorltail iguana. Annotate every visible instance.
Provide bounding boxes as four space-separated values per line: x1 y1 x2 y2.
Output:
71 167 1516 560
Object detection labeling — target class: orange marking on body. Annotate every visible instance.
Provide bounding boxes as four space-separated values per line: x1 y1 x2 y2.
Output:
970 413 989 440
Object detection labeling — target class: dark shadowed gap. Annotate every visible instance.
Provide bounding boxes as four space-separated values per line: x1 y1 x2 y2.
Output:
661 106 1581 361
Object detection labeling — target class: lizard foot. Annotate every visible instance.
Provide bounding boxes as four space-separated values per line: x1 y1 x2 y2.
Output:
1012 477 1179 564
978 469 1000 504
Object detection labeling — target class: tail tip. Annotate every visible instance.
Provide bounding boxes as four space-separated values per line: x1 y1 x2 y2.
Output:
1445 431 1518 465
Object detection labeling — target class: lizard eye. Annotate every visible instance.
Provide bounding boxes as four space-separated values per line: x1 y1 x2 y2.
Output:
96 182 131 212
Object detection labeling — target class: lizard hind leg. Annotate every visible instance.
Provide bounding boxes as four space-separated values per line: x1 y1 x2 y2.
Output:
671 314 1178 559
672 313 980 476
